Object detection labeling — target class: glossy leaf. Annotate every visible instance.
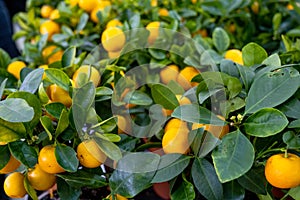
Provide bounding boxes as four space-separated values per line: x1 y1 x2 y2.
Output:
220 97 245 118
212 130 255 183
189 129 220 158
45 68 71 91
151 154 191 183
192 158 223 200
237 167 267 195
0 48 11 68
7 91 42 128
151 84 179 110
45 102 66 119
279 97 300 119
171 174 195 200
9 141 37 168
0 145 10 169
223 180 245 200
62 46 76 68
57 177 82 200
55 109 69 137
172 104 225 125
94 136 122 161
0 78 7 98
262 53 281 67
109 152 160 197
245 67 300 114
213 27 230 53
288 186 300 200
57 170 107 189
40 116 54 140
24 176 38 200
0 119 26 143
242 42 268 66
282 131 300 149
0 98 34 122
243 108 288 137
76 13 89 31
55 143 79 172
19 68 43 93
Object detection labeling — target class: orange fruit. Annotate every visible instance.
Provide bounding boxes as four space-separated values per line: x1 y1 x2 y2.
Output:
108 50 121 59
108 194 128 200
90 6 104 23
176 66 200 90
42 45 63 64
251 1 259 14
40 20 60 41
38 64 48 79
49 9 60 20
158 8 169 16
72 65 101 88
47 84 72 107
78 0 98 12
160 64 179 85
146 21 160 45
7 61 26 80
77 139 107 168
106 19 123 28
164 118 188 132
286 3 294 10
224 49 243 65
101 27 126 52
38 145 65 174
117 115 131 134
27 164 56 191
191 115 229 138
0 155 20 174
162 127 190 154
69 0 79 6
41 5 54 18
265 153 300 189
4 172 27 198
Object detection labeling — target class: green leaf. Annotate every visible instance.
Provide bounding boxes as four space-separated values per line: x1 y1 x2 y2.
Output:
19 68 44 93
0 98 34 122
7 92 42 128
220 97 245 118
242 42 268 66
237 167 267 195
73 82 95 133
151 154 191 183
0 119 26 143
109 152 160 198
0 78 7 98
55 109 69 136
9 141 38 168
76 13 89 31
282 131 300 149
40 116 54 140
94 137 122 161
278 98 300 119
123 90 153 106
55 143 79 172
223 180 245 200
245 67 300 114
262 54 281 67
212 130 255 183
45 102 66 119
56 170 107 188
57 177 82 200
151 84 179 110
0 48 11 69
0 145 10 169
62 46 76 68
192 158 223 200
212 27 230 53
189 129 220 158
24 176 38 200
45 68 71 91
171 174 195 200
288 186 300 200
172 104 225 125
243 108 288 137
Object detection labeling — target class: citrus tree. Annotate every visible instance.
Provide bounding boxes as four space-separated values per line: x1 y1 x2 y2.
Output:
1 0 300 200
